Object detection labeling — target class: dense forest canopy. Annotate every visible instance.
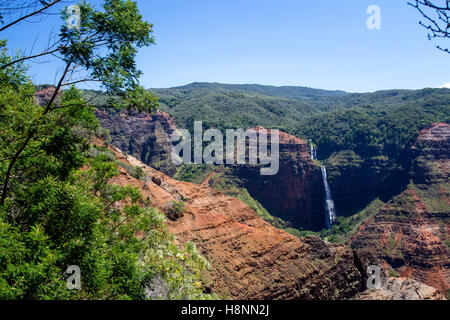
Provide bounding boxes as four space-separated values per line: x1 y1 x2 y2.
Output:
148 83 450 156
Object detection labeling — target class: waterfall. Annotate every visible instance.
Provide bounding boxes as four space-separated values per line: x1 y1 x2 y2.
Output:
310 144 317 160
320 166 337 229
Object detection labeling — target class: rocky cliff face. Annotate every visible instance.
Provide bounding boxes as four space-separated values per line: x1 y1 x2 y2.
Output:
351 189 449 295
413 122 450 184
325 147 410 217
95 109 178 175
350 123 450 297
226 128 325 231
104 141 366 299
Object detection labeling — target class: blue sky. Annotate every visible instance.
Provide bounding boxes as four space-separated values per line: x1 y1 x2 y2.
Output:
2 0 450 92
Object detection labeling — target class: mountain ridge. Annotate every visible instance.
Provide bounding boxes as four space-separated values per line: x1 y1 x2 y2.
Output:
153 82 350 100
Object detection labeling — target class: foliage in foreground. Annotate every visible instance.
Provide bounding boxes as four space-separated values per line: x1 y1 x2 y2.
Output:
0 47 212 300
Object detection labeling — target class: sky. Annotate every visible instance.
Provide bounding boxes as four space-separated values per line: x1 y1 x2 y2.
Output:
2 0 450 93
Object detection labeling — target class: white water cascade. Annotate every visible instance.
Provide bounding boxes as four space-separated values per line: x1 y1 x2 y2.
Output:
310 144 317 160
320 166 337 229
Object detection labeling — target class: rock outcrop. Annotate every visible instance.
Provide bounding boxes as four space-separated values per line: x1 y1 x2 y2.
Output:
355 277 446 300
350 189 449 295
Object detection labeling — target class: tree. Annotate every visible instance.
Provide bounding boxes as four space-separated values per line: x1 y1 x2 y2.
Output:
0 0 159 205
409 0 450 54
0 1 213 300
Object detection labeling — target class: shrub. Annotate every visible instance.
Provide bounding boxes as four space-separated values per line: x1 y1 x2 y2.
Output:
133 166 145 180
117 161 146 180
96 126 111 143
166 201 186 221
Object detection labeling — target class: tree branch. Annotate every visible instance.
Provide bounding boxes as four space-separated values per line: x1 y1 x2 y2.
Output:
0 47 61 69
408 0 450 54
0 0 61 32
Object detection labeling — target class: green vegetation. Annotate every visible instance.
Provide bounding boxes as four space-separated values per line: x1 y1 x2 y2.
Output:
318 199 385 243
165 201 186 221
292 199 385 243
154 83 321 134
389 269 399 278
173 164 219 185
298 100 450 161
117 161 147 181
0 1 213 300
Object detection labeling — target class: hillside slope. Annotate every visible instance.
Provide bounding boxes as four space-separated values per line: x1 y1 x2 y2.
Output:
103 140 368 299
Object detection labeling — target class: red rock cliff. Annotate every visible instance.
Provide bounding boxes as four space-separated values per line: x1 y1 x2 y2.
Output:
104 141 365 299
95 109 179 175
228 127 325 230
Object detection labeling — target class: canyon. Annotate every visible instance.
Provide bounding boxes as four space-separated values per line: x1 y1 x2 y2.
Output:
104 139 368 299
96 109 327 231
35 84 444 299
93 112 449 299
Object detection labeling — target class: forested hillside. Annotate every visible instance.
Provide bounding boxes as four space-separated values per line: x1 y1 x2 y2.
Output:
152 83 450 214
154 83 322 133
85 83 450 149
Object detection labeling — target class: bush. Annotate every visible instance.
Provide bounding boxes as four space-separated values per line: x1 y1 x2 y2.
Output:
117 161 146 180
133 166 145 180
165 201 186 221
96 126 111 143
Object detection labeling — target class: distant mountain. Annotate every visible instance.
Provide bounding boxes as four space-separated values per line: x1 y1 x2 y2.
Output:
152 83 324 134
83 83 450 131
311 88 450 112
155 82 349 100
